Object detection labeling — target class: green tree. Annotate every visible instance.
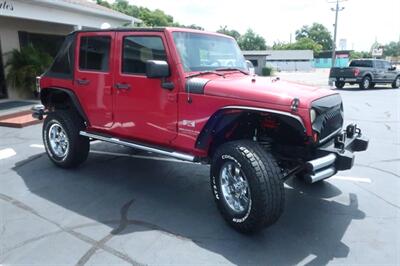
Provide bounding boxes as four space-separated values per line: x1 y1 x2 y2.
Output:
295 23 333 50
217 26 241 40
238 29 267 51
383 41 400 57
273 37 322 54
349 51 372 60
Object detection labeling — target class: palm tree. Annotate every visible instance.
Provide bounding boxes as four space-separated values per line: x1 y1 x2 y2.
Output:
5 45 52 98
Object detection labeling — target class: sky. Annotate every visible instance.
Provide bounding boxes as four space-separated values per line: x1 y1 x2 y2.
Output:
122 0 400 51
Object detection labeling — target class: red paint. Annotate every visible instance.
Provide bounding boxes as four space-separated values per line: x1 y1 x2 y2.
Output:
40 27 339 158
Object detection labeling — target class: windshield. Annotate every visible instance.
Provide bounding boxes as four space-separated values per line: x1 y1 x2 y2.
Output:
173 32 247 72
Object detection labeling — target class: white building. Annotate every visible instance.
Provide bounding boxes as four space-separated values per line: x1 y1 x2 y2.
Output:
243 50 314 74
0 0 140 98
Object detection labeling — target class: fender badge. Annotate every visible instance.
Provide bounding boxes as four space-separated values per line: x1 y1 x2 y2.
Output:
291 98 300 112
182 120 195 128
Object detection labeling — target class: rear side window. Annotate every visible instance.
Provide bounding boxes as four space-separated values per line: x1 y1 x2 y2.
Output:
349 60 373 67
375 61 385 69
79 36 111 72
45 33 74 79
122 36 167 75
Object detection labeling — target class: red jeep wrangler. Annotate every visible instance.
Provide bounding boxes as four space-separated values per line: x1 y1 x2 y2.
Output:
33 27 368 233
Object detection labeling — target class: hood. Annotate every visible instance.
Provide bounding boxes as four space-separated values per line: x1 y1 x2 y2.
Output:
201 74 335 108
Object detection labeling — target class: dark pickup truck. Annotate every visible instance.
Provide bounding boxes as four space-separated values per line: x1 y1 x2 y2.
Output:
329 59 400 89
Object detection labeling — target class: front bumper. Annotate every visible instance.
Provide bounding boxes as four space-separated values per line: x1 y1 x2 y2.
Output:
304 124 368 183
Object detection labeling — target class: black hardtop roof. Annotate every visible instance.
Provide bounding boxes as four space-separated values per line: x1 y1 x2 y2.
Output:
72 27 166 34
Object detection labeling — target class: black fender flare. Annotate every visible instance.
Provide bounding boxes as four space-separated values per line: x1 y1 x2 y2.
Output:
195 106 306 150
40 87 89 123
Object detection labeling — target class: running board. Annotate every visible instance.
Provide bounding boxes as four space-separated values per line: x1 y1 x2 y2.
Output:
80 131 196 162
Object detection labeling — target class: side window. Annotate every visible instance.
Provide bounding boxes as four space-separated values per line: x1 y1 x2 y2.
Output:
79 36 111 72
383 61 391 69
375 61 384 69
122 36 167 75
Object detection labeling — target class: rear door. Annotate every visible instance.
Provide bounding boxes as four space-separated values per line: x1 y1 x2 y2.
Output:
374 60 385 82
74 32 115 129
112 31 178 145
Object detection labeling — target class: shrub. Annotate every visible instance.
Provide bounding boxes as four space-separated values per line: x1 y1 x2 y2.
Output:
6 45 53 97
261 66 273 76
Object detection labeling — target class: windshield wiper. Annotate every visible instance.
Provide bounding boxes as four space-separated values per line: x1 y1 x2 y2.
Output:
186 71 225 79
215 68 249 75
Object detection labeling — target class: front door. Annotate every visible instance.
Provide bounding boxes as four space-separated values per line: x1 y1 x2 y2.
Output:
0 39 7 98
383 61 396 83
74 32 115 129
112 32 178 145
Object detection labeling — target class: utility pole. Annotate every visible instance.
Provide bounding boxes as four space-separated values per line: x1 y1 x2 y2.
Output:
330 0 345 68
328 0 345 86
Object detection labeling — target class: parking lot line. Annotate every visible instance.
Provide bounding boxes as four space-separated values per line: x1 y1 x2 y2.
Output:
331 175 372 183
0 148 16 160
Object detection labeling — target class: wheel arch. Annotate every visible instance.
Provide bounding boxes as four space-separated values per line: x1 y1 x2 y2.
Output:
40 87 88 123
195 106 307 157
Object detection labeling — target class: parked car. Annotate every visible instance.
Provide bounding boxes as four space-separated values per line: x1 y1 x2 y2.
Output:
329 59 400 89
33 27 368 233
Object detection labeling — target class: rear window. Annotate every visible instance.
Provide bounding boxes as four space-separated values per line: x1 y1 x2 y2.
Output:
79 36 111 72
349 60 373 67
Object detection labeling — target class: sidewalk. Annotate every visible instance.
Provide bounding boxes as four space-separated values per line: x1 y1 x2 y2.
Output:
0 99 41 128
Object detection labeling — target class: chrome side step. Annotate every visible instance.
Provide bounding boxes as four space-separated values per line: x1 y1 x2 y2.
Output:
80 131 196 162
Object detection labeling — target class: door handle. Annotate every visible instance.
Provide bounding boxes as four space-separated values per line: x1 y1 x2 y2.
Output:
76 79 90 85
115 83 131 90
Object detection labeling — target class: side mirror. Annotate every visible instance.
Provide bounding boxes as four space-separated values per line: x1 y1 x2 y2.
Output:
146 60 170 78
389 66 396 71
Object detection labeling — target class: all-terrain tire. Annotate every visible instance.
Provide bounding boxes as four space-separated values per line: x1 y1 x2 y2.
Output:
392 76 400 88
43 110 89 168
335 81 345 89
359 76 372 89
210 140 284 234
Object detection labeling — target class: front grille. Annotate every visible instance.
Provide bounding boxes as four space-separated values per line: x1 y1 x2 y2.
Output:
318 107 343 140
312 94 344 143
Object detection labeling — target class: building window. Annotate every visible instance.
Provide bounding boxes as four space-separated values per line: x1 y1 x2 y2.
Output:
79 36 111 72
249 59 258 67
122 36 167 75
18 31 65 57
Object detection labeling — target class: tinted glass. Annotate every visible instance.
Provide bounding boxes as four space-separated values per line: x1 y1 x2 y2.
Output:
375 61 385 68
122 36 167 75
79 36 111 71
46 33 74 79
349 60 373 67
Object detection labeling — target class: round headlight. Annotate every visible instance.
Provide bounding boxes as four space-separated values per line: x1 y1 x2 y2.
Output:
310 109 317 123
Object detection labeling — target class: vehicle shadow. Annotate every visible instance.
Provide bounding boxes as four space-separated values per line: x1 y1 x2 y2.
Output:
333 85 398 91
13 147 365 265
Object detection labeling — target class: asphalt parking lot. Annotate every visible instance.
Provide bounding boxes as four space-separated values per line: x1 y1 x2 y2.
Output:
1 77 399 265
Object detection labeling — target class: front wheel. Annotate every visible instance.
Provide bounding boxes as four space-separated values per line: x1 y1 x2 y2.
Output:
210 140 284 233
43 110 89 168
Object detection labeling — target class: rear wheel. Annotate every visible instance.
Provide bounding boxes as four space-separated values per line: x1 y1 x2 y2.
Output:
392 76 400 88
43 110 89 168
210 140 284 233
335 81 345 89
359 76 372 89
